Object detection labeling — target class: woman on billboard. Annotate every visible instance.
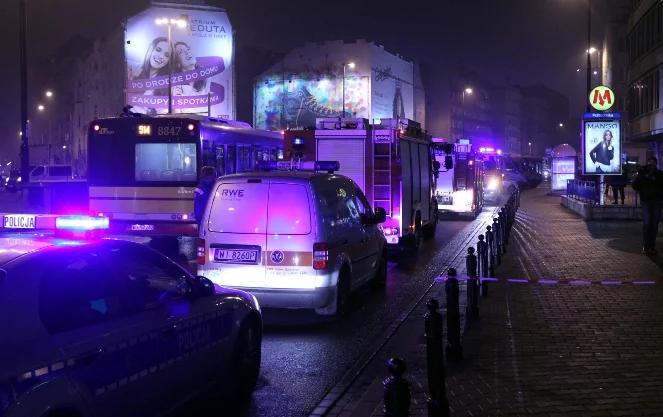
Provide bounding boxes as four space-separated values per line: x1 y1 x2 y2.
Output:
589 129 615 173
131 37 172 114
173 41 209 96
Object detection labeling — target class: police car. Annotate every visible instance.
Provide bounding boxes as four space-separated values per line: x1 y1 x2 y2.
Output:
0 214 262 417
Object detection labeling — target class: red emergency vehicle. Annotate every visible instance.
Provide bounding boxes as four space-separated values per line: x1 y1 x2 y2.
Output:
284 118 438 251
432 139 484 217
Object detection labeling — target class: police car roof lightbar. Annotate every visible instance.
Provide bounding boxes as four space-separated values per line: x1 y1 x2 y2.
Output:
255 160 340 173
55 215 110 231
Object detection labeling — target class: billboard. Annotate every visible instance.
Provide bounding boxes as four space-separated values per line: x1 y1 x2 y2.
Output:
371 48 414 121
125 4 233 118
254 75 370 130
583 119 621 175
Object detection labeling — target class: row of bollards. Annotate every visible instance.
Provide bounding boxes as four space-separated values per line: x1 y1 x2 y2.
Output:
383 189 520 417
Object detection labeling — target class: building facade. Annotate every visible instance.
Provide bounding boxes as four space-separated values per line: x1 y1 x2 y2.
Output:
253 39 426 130
626 0 662 165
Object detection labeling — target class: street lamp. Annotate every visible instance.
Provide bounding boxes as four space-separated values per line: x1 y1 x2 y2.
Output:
587 46 602 84
461 87 473 140
37 104 44 111
45 90 53 98
155 17 188 114
342 62 355 118
528 141 532 155
559 122 564 127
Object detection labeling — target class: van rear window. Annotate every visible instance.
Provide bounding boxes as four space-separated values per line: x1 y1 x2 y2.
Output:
208 183 268 233
207 183 311 235
267 184 311 235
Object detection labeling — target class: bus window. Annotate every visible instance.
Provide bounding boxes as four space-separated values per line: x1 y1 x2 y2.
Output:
237 145 253 172
135 143 197 182
201 139 215 167
215 145 225 175
226 144 236 174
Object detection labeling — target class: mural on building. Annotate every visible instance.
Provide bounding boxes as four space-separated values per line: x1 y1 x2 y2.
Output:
254 74 369 130
125 5 234 118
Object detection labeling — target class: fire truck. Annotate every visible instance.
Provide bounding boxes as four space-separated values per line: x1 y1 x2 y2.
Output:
284 118 438 252
432 139 484 217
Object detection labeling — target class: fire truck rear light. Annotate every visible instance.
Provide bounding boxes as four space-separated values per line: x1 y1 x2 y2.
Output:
197 239 206 265
313 242 328 270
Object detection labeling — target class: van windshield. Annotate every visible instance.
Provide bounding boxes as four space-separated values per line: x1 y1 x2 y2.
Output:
207 182 311 235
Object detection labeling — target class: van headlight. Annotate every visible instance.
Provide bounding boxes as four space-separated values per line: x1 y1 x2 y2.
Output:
486 176 500 191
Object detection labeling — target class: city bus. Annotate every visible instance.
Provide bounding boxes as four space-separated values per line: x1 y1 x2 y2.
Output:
88 114 283 237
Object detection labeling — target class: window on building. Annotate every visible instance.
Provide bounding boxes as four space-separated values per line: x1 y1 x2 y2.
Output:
627 2 663 64
628 68 660 118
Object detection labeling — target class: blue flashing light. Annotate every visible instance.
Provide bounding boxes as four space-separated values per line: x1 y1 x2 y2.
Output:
255 160 340 172
294 138 305 145
255 161 279 170
314 161 340 172
55 215 109 231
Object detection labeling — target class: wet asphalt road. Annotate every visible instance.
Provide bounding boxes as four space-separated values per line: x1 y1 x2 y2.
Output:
181 207 499 417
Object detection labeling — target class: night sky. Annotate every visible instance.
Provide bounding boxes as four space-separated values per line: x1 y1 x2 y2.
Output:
0 0 601 162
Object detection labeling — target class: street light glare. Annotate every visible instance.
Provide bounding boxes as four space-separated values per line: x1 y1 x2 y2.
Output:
587 47 597 54
559 122 564 127
465 87 473 94
37 104 45 111
45 90 53 98
347 62 356 69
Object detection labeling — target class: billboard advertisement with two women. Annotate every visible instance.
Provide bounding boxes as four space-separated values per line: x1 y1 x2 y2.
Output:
125 5 233 118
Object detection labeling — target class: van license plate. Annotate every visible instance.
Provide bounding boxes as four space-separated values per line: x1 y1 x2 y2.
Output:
215 249 259 264
3 214 36 229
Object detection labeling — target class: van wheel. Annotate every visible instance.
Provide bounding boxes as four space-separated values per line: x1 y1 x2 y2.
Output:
372 251 387 288
336 269 350 316
230 318 262 399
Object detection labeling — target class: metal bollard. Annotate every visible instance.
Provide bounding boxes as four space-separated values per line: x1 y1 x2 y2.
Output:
425 299 449 417
383 357 411 417
477 234 488 278
465 247 479 320
485 225 495 277
492 217 502 263
499 208 508 250
445 268 462 361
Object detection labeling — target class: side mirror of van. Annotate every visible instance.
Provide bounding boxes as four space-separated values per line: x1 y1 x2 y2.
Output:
373 207 387 224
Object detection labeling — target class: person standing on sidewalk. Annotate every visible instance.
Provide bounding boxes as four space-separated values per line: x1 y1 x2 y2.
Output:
194 166 217 227
609 166 628 204
632 157 663 254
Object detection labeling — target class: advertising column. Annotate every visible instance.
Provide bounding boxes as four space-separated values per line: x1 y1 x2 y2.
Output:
582 85 621 205
125 4 233 118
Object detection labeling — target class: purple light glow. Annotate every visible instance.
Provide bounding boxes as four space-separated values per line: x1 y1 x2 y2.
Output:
569 280 591 286
633 280 656 285
507 278 529 283
538 279 559 285
600 280 622 286
55 216 110 231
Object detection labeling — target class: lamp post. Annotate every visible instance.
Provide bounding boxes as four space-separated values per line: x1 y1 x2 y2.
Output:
461 87 473 140
155 17 187 114
342 62 355 118
528 141 532 156
587 46 602 85
586 0 592 112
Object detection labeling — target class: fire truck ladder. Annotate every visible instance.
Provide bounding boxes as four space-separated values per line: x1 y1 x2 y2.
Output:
372 139 393 216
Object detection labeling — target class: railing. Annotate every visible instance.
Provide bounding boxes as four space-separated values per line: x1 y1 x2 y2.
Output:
567 179 640 206
567 179 599 203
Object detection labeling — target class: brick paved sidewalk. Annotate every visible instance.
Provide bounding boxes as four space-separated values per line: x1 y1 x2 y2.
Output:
316 187 663 417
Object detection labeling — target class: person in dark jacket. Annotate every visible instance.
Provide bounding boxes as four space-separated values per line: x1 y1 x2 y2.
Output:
608 167 628 204
589 130 615 173
632 157 663 254
194 166 217 226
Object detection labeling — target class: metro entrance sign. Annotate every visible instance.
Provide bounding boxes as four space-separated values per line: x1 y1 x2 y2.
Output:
588 85 615 111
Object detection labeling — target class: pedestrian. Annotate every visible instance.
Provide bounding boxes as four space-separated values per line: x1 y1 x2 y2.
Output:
194 166 217 227
609 166 628 205
632 157 663 254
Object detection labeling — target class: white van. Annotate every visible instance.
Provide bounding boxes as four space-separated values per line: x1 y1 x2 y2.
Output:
29 164 74 182
197 164 387 316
